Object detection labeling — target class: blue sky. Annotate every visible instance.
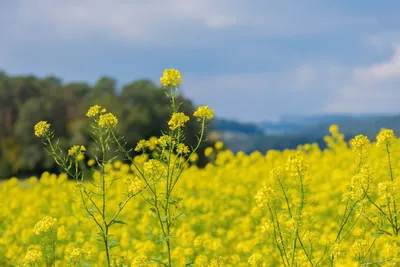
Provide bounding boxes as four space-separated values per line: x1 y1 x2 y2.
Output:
1 1 400 122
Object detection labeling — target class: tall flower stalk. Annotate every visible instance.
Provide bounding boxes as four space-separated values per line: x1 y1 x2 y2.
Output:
111 68 214 266
35 107 143 267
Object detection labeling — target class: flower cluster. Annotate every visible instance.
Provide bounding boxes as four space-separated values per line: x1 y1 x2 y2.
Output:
65 245 85 264
254 186 276 207
168 112 190 130
175 143 189 154
23 247 43 265
98 112 118 128
350 134 371 152
160 68 182 88
34 121 51 137
68 145 86 157
376 128 396 147
33 216 58 235
124 175 144 196
193 105 214 120
86 105 106 117
285 152 309 177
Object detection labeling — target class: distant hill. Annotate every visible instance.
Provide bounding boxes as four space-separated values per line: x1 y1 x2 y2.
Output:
212 118 264 135
258 113 393 135
296 114 400 139
213 113 400 154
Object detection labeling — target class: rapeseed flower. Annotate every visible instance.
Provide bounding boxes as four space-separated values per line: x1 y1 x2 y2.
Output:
350 134 370 152
193 105 214 120
176 143 190 154
376 128 396 147
68 145 86 157
351 239 368 259
135 140 147 152
168 112 189 130
86 105 106 117
131 254 152 266
33 216 58 235
34 121 51 137
160 68 182 88
98 112 118 128
23 247 42 265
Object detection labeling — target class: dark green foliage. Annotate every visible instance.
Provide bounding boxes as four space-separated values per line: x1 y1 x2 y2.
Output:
0 72 212 178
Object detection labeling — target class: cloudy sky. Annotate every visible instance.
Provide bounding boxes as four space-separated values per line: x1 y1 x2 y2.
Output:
1 1 400 122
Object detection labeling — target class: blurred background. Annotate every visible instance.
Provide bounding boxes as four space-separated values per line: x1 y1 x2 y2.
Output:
1 1 400 178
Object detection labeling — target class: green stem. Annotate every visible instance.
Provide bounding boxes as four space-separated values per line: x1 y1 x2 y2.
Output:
100 135 111 267
386 143 398 234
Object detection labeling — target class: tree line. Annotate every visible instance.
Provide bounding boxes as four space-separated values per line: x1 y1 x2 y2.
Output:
0 71 213 178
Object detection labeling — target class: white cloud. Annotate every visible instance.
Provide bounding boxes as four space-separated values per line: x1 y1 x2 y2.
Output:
325 45 400 114
354 46 400 81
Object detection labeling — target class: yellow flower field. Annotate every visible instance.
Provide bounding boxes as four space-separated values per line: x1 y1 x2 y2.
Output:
1 126 400 266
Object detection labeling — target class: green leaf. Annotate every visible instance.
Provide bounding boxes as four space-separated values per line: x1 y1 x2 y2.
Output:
96 232 105 238
156 238 165 244
109 240 118 248
175 213 185 220
373 231 385 238
111 220 127 225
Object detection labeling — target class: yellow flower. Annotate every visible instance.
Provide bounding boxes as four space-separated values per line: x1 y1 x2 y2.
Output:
350 135 370 152
131 254 151 266
189 153 198 162
349 166 372 201
204 147 214 157
68 145 86 157
193 105 214 120
285 152 309 177
98 112 118 128
23 248 42 265
160 68 182 88
34 216 57 235
34 121 51 137
135 140 147 152
329 124 339 134
330 242 345 259
57 226 67 240
86 105 106 117
254 186 277 207
194 255 208 266
176 143 190 154
376 128 396 147
378 181 396 201
87 159 96 166
352 239 368 258
65 244 85 264
168 112 190 130
215 141 224 150
260 220 272 234
248 253 263 267
156 136 175 147
125 175 144 196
